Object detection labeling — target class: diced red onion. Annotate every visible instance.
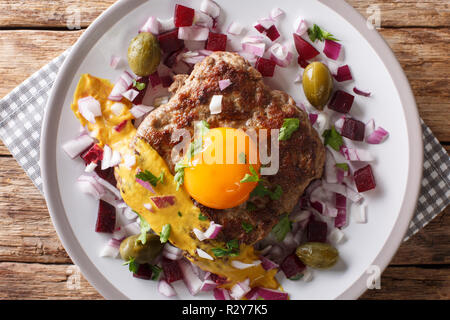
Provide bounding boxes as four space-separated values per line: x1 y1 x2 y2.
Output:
124 221 140 236
325 60 339 76
218 79 232 91
77 175 105 200
85 162 97 173
313 112 331 135
114 120 128 133
256 288 289 300
163 243 183 260
122 89 139 102
269 43 293 68
291 210 311 223
329 227 345 244
335 116 345 133
123 154 136 169
110 55 121 69
230 278 250 300
135 178 155 193
62 135 94 159
112 227 126 241
178 259 203 296
151 196 176 208
110 102 125 116
366 126 389 144
323 39 342 60
99 240 119 258
345 186 364 203
197 248 214 260
322 182 347 197
324 150 338 184
353 203 367 223
302 269 313 282
194 10 214 28
200 279 217 291
341 147 374 162
260 256 278 271
231 260 261 270
270 8 285 20
143 203 154 212
139 16 160 34
158 279 177 297
94 173 122 200
130 104 154 119
109 150 121 167
293 17 307 36
257 18 274 29
203 221 223 239
109 71 135 101
78 96 101 124
193 228 207 241
227 22 244 35
158 17 175 33
241 35 265 44
209 95 223 115
200 0 220 19
238 51 257 65
353 87 371 97
178 26 209 41
242 42 265 57
214 288 231 300
123 207 138 220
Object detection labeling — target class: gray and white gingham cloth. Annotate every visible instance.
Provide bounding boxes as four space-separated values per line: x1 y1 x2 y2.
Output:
0 50 448 241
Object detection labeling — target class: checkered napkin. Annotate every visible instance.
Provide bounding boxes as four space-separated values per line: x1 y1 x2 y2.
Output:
0 51 448 241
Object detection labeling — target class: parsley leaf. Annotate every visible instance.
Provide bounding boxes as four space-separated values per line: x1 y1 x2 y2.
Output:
238 152 247 164
160 224 171 243
150 265 162 280
242 222 253 233
132 79 146 91
250 182 283 200
198 213 208 221
335 163 349 171
212 239 240 257
136 212 151 245
269 185 283 200
307 24 339 42
322 126 344 151
240 165 260 183
123 257 139 273
271 214 292 242
136 170 164 187
279 118 300 141
178 211 182 217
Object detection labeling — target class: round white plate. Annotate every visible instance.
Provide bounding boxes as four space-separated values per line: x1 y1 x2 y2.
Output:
41 0 423 299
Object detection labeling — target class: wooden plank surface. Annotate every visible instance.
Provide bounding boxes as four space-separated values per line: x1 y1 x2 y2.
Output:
0 0 448 300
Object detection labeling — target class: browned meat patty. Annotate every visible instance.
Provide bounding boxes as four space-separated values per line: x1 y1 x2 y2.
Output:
136 51 325 245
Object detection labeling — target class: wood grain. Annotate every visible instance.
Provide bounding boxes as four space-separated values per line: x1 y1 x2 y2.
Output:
0 0 448 28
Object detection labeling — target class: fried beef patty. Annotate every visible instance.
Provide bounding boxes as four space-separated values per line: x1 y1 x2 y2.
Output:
136 52 325 244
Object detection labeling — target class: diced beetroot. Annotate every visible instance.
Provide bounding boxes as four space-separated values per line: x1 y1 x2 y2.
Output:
95 166 117 187
254 24 266 33
334 65 352 82
174 4 195 27
307 220 327 243
354 165 376 192
255 57 276 77
328 90 354 113
341 118 365 141
80 144 103 165
161 75 174 88
266 25 280 41
133 264 152 280
298 57 309 68
95 200 116 233
293 34 319 60
210 273 228 285
114 120 128 133
162 258 183 283
149 71 161 88
164 49 183 68
280 253 306 278
205 32 227 51
129 76 150 105
158 29 185 53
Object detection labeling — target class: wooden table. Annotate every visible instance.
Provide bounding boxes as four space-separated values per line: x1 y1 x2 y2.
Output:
0 0 448 300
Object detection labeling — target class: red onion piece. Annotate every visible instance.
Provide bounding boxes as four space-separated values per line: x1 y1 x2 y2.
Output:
218 79 231 91
230 278 251 300
163 243 182 260
77 175 105 200
341 147 374 162
122 89 139 102
178 259 203 296
99 240 120 258
203 221 223 239
200 279 217 292
257 18 274 29
323 39 342 60
270 8 285 20
178 26 209 41
158 279 177 297
151 196 176 208
269 43 293 68
214 288 231 300
114 120 128 133
260 256 279 271
200 0 221 19
293 17 307 36
324 150 338 184
197 248 214 260
242 42 265 57
353 87 372 97
231 260 261 269
194 10 214 28
130 104 154 119
308 113 318 125
139 16 160 34
135 178 155 193
158 17 175 33
227 22 244 35
110 55 121 69
209 95 222 114
94 173 122 200
62 135 94 159
78 96 102 124
366 127 389 144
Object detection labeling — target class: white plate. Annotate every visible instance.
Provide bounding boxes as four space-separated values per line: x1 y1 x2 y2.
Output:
41 0 423 299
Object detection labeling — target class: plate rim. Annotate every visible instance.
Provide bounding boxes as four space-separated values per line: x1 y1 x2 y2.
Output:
40 0 423 300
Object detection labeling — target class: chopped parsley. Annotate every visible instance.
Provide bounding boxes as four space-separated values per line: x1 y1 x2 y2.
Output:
246 202 257 212
322 126 344 151
307 24 339 42
279 118 300 141
160 224 171 243
178 211 182 217
135 169 164 187
150 265 162 280
271 214 292 242
136 212 151 245
336 163 349 171
212 239 240 257
132 79 146 91
123 257 139 273
198 213 208 221
240 165 260 183
242 222 254 233
238 152 247 164
250 182 283 200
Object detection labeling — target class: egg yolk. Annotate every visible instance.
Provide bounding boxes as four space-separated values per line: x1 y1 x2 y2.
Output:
184 127 260 209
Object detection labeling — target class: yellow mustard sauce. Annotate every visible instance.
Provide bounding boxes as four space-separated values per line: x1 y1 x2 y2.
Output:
71 74 279 291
